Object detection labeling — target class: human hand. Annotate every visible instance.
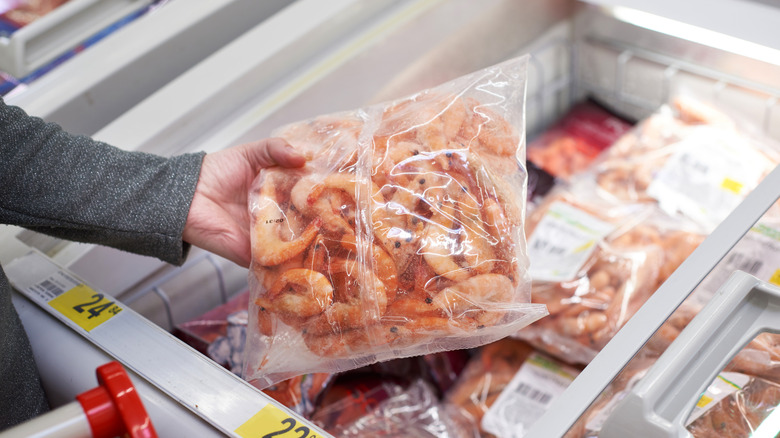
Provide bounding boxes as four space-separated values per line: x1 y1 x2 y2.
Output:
183 138 306 267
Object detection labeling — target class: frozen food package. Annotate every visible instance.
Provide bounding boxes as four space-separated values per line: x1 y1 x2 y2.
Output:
326 379 479 438
244 55 547 388
569 360 780 438
444 338 581 437
527 99 634 180
262 373 333 417
0 0 71 30
576 95 780 231
516 186 705 364
480 349 580 438
444 338 535 436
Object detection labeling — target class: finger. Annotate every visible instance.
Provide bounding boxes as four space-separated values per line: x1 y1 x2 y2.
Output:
246 138 306 170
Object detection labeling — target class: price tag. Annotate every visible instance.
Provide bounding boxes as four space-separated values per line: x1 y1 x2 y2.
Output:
236 404 324 438
527 201 616 282
646 127 768 230
48 284 122 332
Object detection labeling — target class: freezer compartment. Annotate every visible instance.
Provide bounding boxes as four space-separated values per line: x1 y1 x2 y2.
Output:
13 0 780 434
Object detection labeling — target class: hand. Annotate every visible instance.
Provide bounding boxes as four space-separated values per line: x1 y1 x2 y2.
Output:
183 138 306 268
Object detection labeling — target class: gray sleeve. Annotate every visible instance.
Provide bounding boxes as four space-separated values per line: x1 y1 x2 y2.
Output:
0 99 204 266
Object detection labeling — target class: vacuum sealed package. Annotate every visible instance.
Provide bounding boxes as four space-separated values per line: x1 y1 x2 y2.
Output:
527 99 634 180
516 186 704 364
576 96 780 231
244 55 546 388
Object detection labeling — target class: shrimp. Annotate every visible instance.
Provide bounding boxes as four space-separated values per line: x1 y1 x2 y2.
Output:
266 268 334 318
304 260 389 336
457 203 496 275
431 274 514 326
461 99 518 156
251 179 322 266
340 234 398 300
420 201 471 282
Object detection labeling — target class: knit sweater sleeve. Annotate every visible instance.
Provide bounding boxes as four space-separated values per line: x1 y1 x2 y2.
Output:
0 99 204 265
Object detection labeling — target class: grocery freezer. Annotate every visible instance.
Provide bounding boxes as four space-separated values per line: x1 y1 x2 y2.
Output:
5 0 780 436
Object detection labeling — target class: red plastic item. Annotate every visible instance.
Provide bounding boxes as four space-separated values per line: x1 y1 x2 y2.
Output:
75 361 157 438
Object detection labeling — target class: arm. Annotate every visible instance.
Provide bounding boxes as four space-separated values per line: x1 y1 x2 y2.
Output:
1 99 306 267
0 99 202 265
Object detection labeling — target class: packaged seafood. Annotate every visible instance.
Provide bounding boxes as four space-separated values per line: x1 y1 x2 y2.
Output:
645 215 780 383
0 0 71 30
321 379 479 438
567 354 780 438
174 290 332 416
480 346 581 438
517 186 705 364
445 338 580 437
527 99 634 180
575 96 780 231
243 55 547 388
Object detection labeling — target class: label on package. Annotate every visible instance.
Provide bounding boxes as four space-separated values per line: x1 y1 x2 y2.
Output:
646 128 768 230
699 222 780 301
686 372 750 426
481 353 579 438
527 201 616 282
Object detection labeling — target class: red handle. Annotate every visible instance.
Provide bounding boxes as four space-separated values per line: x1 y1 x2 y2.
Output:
76 361 157 438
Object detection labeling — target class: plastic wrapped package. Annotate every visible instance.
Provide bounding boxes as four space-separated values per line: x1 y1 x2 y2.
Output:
516 187 705 364
322 379 479 438
243 56 547 388
576 96 780 231
480 346 581 438
262 373 334 417
645 216 780 383
444 338 581 437
526 100 634 180
173 290 332 416
566 353 780 438
444 339 534 436
0 0 71 30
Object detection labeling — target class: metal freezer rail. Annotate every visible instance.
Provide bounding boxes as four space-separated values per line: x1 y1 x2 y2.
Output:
6 251 332 438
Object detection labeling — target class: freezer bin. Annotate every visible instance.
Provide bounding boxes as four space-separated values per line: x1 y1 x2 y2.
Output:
8 0 780 436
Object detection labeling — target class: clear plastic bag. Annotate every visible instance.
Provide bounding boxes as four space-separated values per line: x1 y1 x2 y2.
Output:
244 55 546 388
517 186 705 364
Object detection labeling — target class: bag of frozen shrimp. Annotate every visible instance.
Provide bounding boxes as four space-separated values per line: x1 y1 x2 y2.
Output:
242 55 547 388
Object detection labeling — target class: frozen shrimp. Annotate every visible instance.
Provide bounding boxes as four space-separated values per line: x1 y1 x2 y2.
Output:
431 274 514 325
252 178 322 266
266 268 334 318
420 201 471 282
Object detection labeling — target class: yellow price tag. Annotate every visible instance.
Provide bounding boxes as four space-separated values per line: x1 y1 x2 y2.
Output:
770 269 780 287
236 404 323 438
721 177 744 195
696 394 713 408
48 284 122 332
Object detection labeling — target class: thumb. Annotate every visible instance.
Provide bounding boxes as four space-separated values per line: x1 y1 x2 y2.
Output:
245 138 306 171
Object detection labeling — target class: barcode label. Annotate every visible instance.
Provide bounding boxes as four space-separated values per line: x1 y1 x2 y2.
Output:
23 271 81 301
723 252 763 275
39 279 65 297
516 382 553 405
481 353 579 438
528 201 615 282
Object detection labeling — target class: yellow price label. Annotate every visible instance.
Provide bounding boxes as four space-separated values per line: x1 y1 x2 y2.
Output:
770 269 780 287
696 394 713 408
236 404 323 438
721 177 744 195
48 284 122 332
